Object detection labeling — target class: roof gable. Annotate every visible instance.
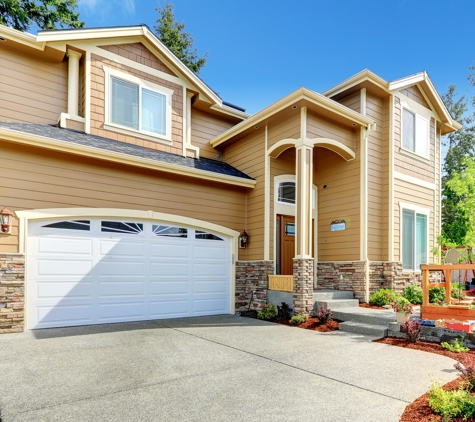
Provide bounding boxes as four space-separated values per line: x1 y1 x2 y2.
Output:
99 43 177 77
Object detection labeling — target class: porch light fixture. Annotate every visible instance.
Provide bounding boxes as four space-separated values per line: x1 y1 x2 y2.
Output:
0 37 6 42
352 123 356 126
239 230 249 249
254 125 259 129
0 207 14 234
292 105 298 109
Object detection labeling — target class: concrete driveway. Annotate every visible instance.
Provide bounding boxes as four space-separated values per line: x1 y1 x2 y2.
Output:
0 315 458 421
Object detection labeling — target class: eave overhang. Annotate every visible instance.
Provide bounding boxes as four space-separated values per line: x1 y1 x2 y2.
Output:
209 87 375 148
323 69 390 100
0 127 256 188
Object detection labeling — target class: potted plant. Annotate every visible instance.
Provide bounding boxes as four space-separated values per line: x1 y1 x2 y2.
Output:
391 296 413 323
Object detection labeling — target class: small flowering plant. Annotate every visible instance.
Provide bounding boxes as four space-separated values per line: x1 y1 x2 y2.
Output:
391 296 413 314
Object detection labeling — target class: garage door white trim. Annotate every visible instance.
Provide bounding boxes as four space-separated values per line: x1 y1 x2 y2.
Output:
17 209 238 330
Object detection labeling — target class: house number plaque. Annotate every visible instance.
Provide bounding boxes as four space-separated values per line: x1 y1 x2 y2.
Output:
330 219 346 232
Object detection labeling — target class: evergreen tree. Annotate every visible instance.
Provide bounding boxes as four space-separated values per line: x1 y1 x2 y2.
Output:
0 0 83 32
154 3 207 74
441 85 475 245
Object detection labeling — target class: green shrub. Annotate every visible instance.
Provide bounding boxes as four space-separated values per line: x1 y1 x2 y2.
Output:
257 304 277 321
290 313 308 325
369 289 398 306
429 380 475 421
402 284 423 304
429 287 446 303
441 338 469 353
276 302 293 322
452 282 466 300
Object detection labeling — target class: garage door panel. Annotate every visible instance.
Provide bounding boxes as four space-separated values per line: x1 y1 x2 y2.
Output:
150 300 189 317
98 280 145 297
28 218 231 329
99 240 145 257
149 279 189 295
193 263 227 277
193 246 227 260
98 302 146 321
38 260 93 276
150 243 189 258
37 281 93 299
150 262 189 276
193 280 227 294
36 304 93 327
37 237 93 255
193 298 227 314
98 261 145 276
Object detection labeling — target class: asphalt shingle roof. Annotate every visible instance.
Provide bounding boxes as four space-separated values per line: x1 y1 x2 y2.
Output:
0 122 254 181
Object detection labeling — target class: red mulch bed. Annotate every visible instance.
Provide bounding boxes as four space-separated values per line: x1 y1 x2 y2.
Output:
359 303 386 309
277 317 340 332
376 337 475 421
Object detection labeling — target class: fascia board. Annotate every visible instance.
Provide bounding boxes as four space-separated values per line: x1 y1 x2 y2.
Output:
388 72 426 91
322 69 389 97
0 128 256 189
37 26 145 42
0 25 45 50
210 88 374 148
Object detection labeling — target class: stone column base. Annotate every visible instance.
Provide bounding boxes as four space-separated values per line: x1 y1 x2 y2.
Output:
293 258 314 315
235 261 274 312
0 254 25 333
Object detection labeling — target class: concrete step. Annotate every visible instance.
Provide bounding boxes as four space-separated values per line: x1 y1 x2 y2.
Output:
313 289 355 301
332 307 397 325
339 321 388 337
314 299 360 310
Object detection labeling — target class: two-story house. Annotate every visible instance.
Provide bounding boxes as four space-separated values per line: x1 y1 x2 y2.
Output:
0 24 460 333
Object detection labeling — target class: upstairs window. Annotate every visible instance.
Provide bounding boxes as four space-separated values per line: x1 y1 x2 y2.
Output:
111 77 167 136
402 108 429 158
104 66 173 143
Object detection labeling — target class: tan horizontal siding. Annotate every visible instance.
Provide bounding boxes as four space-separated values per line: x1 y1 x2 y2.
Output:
0 44 67 123
0 142 246 254
366 93 388 260
337 91 361 113
191 109 235 159
393 179 435 263
225 131 265 260
99 43 176 76
315 145 360 261
90 54 184 156
267 113 301 148
307 110 355 152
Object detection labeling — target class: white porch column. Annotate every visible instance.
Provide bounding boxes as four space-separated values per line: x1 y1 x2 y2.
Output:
67 49 82 117
295 145 313 257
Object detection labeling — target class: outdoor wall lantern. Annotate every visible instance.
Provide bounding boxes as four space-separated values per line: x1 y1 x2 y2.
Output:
239 230 249 249
0 207 14 234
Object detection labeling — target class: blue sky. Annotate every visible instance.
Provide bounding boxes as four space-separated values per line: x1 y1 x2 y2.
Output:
76 0 475 115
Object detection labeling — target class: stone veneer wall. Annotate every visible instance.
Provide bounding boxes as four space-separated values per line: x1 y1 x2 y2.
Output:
293 258 314 314
0 254 25 333
317 261 423 302
235 261 274 312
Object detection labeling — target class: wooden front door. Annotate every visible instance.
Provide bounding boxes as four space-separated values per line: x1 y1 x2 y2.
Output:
277 215 295 275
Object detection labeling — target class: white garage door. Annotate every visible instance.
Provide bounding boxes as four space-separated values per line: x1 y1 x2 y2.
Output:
27 218 232 329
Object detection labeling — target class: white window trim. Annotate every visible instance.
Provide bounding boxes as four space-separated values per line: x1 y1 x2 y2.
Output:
399 201 430 272
103 65 174 145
